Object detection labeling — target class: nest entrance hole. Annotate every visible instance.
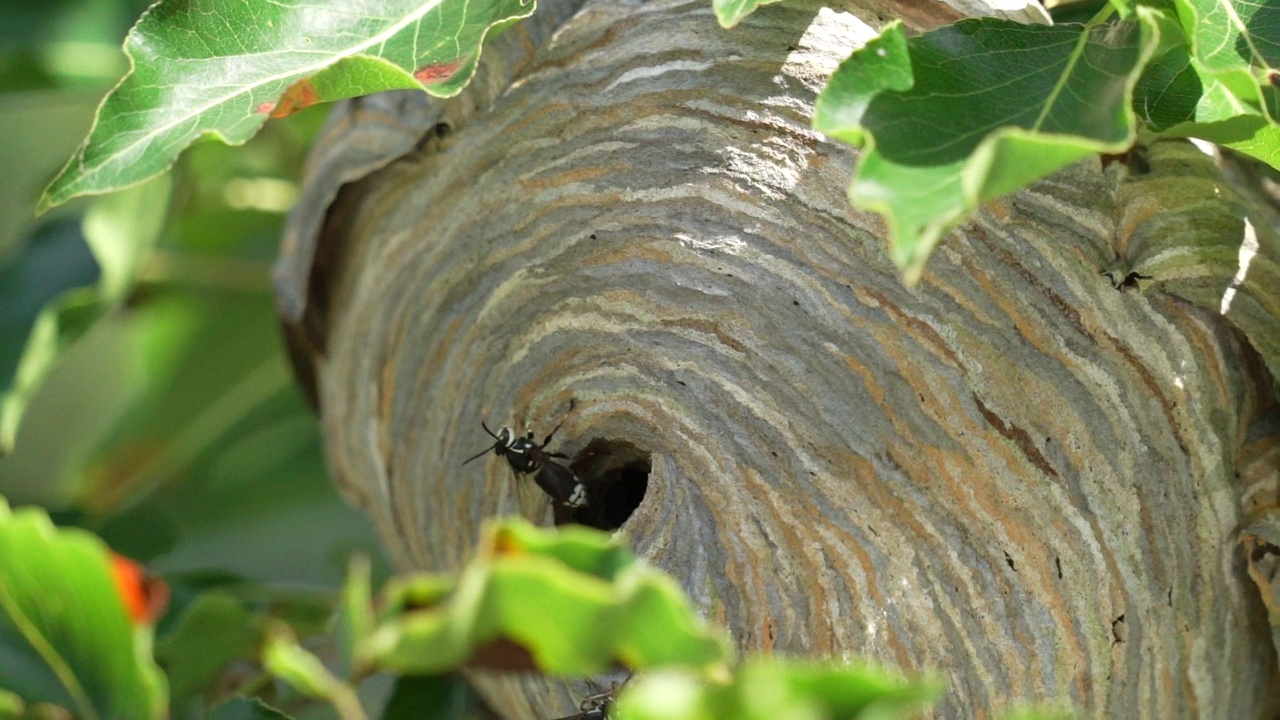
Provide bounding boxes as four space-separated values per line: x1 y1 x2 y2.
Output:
562 438 650 531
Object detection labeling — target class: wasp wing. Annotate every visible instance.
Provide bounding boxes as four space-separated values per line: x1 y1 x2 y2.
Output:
515 473 554 524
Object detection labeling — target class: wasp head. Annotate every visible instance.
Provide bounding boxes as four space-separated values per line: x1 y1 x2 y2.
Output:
462 422 543 473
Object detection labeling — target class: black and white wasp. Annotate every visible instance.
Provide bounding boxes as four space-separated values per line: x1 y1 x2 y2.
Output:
463 418 589 514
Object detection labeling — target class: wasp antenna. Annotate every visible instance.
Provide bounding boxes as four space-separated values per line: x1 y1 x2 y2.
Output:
462 445 494 466
480 420 502 440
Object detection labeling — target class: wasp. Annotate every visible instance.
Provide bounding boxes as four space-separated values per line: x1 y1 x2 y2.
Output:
463 419 588 511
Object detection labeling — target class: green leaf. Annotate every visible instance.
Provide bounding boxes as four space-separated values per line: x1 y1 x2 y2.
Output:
39 0 539 212
1 109 389 586
0 289 103 458
81 177 170 303
154 591 263 703
0 92 100 257
1132 22 1280 168
711 0 782 28
614 659 941 720
263 626 365 719
1167 0 1280 121
0 689 25 717
0 174 170 455
338 556 375 676
207 697 295 720
1134 44 1203 131
263 627 343 698
813 16 1157 283
365 519 729 677
0 499 167 720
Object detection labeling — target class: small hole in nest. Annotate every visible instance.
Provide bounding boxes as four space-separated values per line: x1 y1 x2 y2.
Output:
561 438 650 531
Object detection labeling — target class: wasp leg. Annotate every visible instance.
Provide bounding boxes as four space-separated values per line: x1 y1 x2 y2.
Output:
541 419 565 448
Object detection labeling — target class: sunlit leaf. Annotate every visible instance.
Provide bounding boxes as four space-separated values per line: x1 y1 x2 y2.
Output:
39 0 538 212
814 16 1158 283
1167 0 1279 121
1133 24 1280 168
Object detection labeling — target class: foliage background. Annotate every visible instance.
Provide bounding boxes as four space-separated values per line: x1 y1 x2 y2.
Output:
0 0 393 713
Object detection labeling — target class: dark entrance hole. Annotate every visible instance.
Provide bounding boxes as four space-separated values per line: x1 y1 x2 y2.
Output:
560 438 650 531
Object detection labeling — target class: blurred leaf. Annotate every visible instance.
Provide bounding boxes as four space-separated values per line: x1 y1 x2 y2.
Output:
96 504 179 564
81 177 170 302
0 498 166 720
263 626 365 720
367 519 728 677
0 91 386 587
208 697 295 720
263 627 342 698
0 0 151 91
338 557 374 677
712 0 781 29
483 519 637 579
0 219 97 396
813 16 1157 283
39 0 539 212
0 311 150 509
0 689 23 716
615 660 941 720
380 573 457 617
142 393 391 589
0 288 106 456
155 591 263 703
0 92 99 257
381 674 474 720
39 285 387 588
0 174 170 455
